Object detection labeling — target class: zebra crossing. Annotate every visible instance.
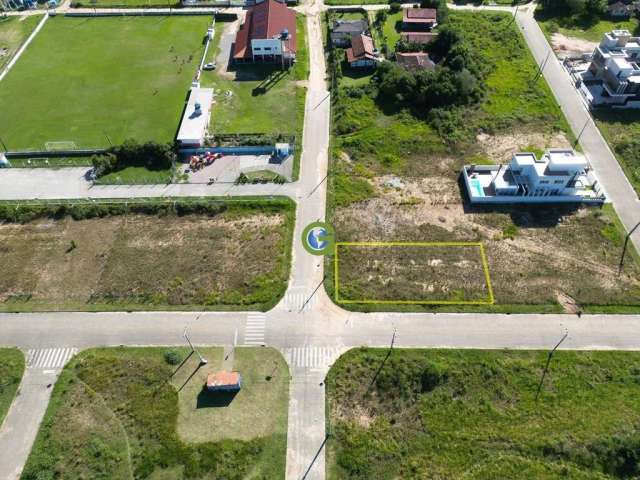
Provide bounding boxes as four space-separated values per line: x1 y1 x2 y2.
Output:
284 346 341 370
27 348 77 371
244 313 266 345
284 287 317 312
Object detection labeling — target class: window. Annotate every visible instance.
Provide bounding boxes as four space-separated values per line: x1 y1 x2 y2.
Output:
254 47 262 51
264 47 272 51
539 180 549 184
554 180 565 185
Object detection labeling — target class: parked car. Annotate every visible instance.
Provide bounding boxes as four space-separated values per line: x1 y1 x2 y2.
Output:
203 62 216 70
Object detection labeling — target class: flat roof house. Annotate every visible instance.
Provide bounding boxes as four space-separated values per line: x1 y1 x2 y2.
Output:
402 8 437 30
581 30 640 107
346 34 378 68
462 149 605 204
232 0 297 65
330 19 368 47
176 87 214 148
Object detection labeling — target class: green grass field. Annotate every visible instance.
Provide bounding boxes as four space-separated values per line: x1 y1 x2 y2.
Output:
95 165 174 185
0 16 210 151
0 15 42 70
0 348 24 426
536 9 639 42
327 348 640 479
22 347 289 480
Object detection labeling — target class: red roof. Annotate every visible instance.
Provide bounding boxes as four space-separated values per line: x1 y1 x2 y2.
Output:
233 0 297 60
401 32 436 44
207 371 241 387
403 8 437 23
346 34 376 63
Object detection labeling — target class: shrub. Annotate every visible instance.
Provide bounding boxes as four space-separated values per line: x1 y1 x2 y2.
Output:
163 350 183 366
389 1 401 13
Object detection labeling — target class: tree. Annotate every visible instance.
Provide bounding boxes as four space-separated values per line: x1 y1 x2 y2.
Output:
375 9 388 25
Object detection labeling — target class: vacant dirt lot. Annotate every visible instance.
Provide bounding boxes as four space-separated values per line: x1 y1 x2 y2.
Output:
332 177 640 310
336 244 490 303
0 210 291 310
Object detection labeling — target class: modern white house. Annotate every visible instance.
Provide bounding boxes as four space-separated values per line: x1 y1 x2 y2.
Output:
462 149 605 204
176 87 214 148
577 30 640 107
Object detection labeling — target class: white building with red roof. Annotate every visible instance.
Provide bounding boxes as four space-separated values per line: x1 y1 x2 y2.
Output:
232 0 297 64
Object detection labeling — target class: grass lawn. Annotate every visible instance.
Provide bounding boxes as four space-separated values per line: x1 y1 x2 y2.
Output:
327 11 640 313
593 107 640 196
327 348 640 479
0 15 42 70
381 11 403 51
0 198 294 311
95 165 174 185
536 8 639 42
0 348 24 427
0 16 210 151
22 346 289 480
6 156 93 168
205 16 307 135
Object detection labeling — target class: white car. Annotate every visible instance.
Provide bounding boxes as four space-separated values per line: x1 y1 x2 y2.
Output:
203 62 216 71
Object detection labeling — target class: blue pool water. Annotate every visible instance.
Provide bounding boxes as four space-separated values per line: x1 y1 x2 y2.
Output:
470 179 484 197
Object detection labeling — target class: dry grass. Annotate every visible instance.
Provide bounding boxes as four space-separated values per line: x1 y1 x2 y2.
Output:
0 210 291 310
330 177 640 311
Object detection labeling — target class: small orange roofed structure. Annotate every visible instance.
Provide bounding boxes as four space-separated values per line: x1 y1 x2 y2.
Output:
206 371 242 392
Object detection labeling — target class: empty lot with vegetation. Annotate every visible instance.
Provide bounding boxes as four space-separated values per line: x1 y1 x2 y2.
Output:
0 16 210 150
0 348 24 426
335 243 491 304
327 348 640 479
0 15 42 70
326 11 640 312
22 346 289 480
0 199 294 311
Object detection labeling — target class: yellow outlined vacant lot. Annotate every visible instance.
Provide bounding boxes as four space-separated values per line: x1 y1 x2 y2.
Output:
334 242 494 305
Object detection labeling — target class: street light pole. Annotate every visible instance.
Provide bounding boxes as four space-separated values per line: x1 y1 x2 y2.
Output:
184 326 208 365
619 219 640 275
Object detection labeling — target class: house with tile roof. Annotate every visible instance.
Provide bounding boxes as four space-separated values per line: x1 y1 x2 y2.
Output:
232 0 297 65
396 52 436 70
346 34 378 68
402 7 437 30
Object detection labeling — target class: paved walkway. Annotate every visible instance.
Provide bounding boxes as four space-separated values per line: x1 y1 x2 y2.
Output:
2 3 640 480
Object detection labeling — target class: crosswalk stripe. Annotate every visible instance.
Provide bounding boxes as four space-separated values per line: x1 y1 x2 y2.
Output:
283 347 342 369
27 348 77 370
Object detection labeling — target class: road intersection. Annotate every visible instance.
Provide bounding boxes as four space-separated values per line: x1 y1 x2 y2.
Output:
0 2 640 480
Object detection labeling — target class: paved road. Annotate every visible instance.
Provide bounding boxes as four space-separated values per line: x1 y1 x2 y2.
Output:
2 2 640 480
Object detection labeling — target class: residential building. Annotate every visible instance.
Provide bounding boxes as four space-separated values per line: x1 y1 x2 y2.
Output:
402 8 437 30
606 1 640 18
346 34 378 68
232 0 297 64
462 149 605 204
581 30 640 106
330 19 369 47
400 31 436 46
176 87 214 148
396 52 435 70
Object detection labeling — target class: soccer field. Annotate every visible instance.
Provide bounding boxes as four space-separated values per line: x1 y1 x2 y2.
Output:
0 15 211 150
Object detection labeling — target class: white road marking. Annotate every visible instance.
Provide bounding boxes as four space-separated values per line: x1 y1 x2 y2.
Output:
27 348 77 370
284 287 317 311
284 346 340 369
244 313 266 345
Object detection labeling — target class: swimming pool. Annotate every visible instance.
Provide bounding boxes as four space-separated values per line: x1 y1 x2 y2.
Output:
469 178 485 197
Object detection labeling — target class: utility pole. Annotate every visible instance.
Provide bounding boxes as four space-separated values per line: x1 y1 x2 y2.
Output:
184 326 208 365
535 330 568 402
573 119 589 148
619 219 640 275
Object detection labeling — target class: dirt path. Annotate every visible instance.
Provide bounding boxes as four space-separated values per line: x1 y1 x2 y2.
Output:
216 16 243 81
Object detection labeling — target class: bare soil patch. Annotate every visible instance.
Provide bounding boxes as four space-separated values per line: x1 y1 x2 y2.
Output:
332 177 640 308
551 32 598 56
476 132 572 163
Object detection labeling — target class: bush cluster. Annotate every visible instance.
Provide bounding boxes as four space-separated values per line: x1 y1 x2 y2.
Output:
91 139 175 178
